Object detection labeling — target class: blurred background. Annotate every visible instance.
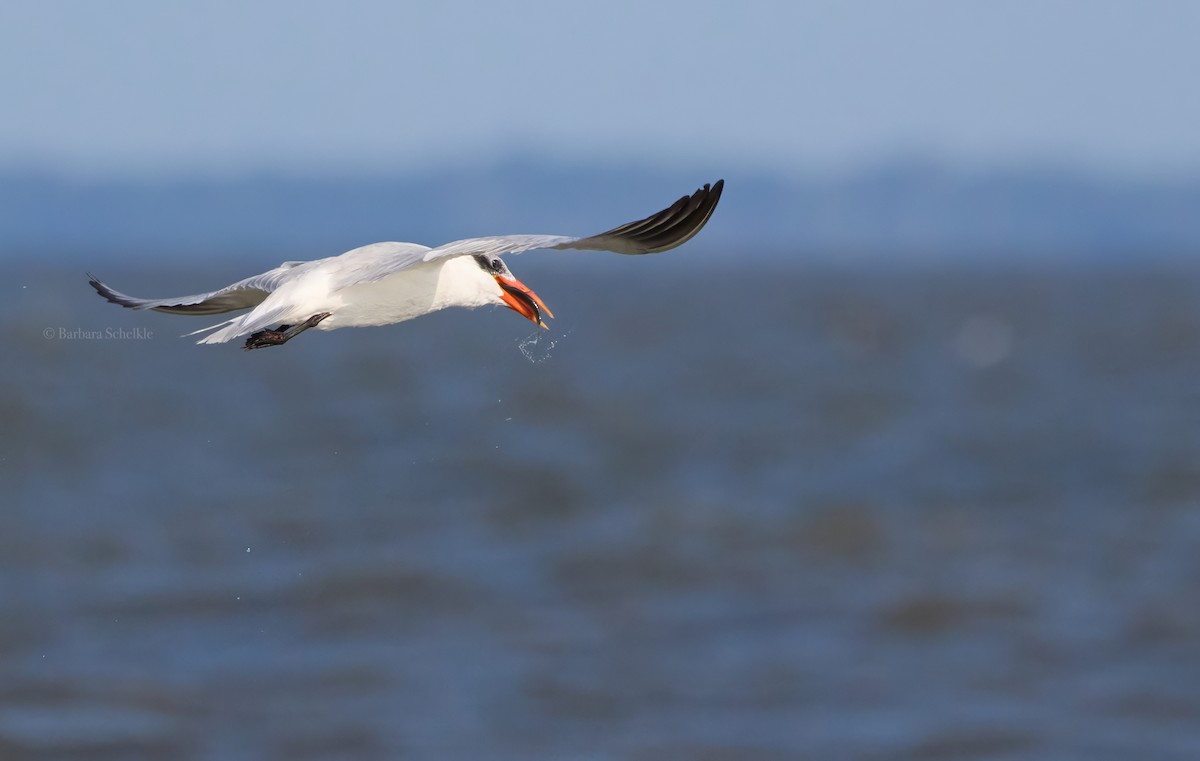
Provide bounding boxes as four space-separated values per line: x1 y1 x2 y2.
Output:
4 2 1200 759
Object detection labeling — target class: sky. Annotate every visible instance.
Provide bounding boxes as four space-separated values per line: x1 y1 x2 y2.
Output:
2 0 1199 178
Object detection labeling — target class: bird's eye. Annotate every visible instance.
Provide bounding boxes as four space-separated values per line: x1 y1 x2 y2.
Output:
474 255 505 274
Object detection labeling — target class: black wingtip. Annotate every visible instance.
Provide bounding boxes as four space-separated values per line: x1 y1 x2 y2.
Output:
568 177 725 254
87 271 110 299
704 179 725 211
87 272 141 309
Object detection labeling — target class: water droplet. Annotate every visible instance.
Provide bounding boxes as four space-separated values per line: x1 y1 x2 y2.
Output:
517 329 566 363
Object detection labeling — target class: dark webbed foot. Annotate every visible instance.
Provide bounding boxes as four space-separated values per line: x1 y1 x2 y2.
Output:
244 329 288 350
243 312 331 351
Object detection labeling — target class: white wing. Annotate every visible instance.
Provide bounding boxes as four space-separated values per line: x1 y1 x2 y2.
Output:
87 261 311 316
325 241 432 291
343 180 724 287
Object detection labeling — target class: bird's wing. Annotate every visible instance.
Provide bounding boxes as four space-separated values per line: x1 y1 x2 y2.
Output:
88 262 307 316
341 180 724 287
427 179 723 260
325 242 432 292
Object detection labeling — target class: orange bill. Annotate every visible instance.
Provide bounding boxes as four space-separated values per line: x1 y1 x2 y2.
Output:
496 274 554 329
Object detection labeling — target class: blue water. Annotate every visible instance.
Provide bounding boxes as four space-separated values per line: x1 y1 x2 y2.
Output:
3 259 1200 759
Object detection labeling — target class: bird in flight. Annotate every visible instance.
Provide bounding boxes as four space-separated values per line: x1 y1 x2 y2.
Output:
89 180 723 350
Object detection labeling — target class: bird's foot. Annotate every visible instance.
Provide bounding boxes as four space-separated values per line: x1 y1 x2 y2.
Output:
244 329 288 350
244 312 331 351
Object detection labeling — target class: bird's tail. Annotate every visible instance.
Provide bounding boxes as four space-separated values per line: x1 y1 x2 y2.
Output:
190 304 291 344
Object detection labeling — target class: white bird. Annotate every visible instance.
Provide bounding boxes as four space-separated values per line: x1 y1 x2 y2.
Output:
89 180 724 350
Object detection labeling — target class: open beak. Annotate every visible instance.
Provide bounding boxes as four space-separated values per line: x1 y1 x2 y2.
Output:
496 274 554 329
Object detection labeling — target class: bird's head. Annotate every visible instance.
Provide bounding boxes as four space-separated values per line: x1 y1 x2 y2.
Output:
473 254 553 329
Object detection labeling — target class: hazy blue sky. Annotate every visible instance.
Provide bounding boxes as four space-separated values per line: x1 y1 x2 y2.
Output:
2 1 1198 177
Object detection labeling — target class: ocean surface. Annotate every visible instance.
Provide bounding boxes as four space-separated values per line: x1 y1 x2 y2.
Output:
3 258 1200 760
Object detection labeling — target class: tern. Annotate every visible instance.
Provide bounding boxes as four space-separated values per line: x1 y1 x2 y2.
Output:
89 180 723 350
